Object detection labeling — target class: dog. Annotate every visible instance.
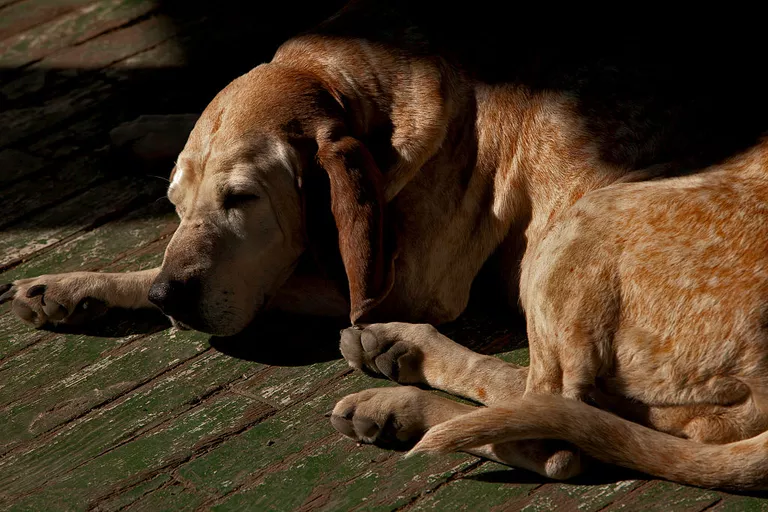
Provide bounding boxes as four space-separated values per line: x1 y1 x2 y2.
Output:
333 141 768 490
3 0 768 490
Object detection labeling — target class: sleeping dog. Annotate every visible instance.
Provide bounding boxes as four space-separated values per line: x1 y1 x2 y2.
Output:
3 1 768 490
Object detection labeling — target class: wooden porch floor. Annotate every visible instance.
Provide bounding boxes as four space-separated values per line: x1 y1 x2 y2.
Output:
1 0 767 510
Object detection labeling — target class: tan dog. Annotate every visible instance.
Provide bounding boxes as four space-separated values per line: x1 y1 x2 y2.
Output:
3 1 768 490
334 142 768 490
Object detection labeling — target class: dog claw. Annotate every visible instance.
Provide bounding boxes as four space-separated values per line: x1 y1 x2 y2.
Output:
330 413 357 438
353 416 380 438
0 284 14 303
26 284 46 298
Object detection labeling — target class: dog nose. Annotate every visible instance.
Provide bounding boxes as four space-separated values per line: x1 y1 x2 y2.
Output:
148 278 193 317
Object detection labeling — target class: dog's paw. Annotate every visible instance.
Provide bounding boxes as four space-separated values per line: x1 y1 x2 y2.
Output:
331 386 464 449
339 323 440 383
0 274 108 328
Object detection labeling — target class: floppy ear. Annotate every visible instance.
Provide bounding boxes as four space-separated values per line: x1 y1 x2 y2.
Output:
316 135 395 324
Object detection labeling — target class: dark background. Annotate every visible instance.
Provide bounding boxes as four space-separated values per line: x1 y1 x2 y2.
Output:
3 0 767 179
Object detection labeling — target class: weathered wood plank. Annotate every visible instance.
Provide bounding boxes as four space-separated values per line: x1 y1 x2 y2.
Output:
0 0 158 68
1 334 370 509
211 445 474 512
0 347 260 502
24 112 125 160
710 495 768 511
0 0 23 10
0 176 167 270
0 0 93 42
1 10 192 103
160 362 357 497
41 14 178 69
0 149 45 186
498 347 529 366
0 81 114 149
0 15 188 149
4 388 270 510
107 34 187 70
0 327 139 409
0 312 49 364
0 154 111 229
121 482 206 511
141 362 555 511
132 369 478 511
0 325 207 455
87 365 379 511
601 481 721 511
92 473 171 512
517 480 645 512
407 462 540 511
0 196 174 283
503 480 645 512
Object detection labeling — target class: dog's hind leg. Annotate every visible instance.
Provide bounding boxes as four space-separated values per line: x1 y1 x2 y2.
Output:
1 268 160 329
331 385 584 480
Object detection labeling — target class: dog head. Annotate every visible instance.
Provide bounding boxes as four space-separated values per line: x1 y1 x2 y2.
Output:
149 62 394 335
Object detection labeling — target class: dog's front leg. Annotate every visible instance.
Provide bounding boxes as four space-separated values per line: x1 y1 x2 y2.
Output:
340 322 528 405
1 268 160 328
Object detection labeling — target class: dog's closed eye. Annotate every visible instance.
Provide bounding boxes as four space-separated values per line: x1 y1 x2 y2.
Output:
223 192 260 209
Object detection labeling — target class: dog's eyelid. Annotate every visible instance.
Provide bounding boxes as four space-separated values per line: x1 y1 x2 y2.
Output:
222 191 260 209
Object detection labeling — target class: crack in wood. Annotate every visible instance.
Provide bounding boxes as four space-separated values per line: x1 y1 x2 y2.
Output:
392 460 487 512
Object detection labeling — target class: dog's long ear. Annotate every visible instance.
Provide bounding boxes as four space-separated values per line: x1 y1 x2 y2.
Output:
316 135 395 324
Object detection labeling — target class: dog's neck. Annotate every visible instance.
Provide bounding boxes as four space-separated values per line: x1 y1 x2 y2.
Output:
473 84 628 251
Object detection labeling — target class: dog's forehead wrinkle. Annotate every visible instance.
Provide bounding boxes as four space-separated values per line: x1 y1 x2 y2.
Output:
205 137 298 185
196 106 226 174
217 175 262 197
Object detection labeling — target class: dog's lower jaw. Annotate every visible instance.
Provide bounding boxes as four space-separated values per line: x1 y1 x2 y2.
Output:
164 298 264 336
167 316 246 336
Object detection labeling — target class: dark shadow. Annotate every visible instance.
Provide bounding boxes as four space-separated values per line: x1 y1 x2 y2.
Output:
206 273 527 366
46 306 171 337
2 0 768 231
310 1 768 172
466 461 645 487
0 0 348 228
437 299 527 356
209 311 347 366
720 489 768 500
468 464 768 499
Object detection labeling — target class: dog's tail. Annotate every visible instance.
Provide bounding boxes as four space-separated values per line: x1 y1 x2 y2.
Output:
408 394 768 490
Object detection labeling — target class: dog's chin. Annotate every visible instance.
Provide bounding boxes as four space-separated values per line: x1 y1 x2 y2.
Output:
167 314 251 337
166 301 265 337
